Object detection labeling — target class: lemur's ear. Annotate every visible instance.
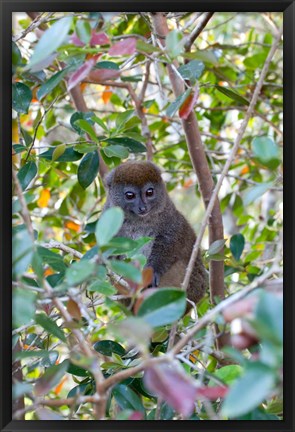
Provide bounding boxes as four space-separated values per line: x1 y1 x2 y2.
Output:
104 169 115 189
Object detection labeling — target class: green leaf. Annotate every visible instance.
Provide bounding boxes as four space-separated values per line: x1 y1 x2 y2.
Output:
166 30 185 58
12 83 32 113
94 340 126 357
251 136 280 169
94 60 120 70
77 150 99 189
91 115 108 132
207 239 226 256
17 161 37 191
104 137 146 153
103 145 129 159
215 85 249 105
88 280 116 295
209 365 243 386
177 60 205 81
12 228 34 277
184 49 218 65
37 69 69 100
76 20 92 45
13 349 59 361
37 246 67 273
115 110 135 130
166 89 191 118
34 360 70 396
70 111 95 135
252 291 283 345
110 260 142 283
230 234 245 261
13 289 36 328
136 40 161 54
66 260 96 286
137 288 186 327
113 384 145 413
35 313 66 342
221 362 276 418
39 147 83 162
52 143 66 161
95 207 124 246
75 143 98 153
243 182 273 206
74 119 99 142
28 17 73 69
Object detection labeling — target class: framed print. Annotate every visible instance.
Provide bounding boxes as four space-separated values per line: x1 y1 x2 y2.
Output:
1 1 294 431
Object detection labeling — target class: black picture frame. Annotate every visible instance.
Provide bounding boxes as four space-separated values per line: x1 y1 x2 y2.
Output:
1 1 294 431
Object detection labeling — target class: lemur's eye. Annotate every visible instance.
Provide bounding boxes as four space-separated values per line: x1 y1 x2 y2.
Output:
146 188 154 197
125 191 135 200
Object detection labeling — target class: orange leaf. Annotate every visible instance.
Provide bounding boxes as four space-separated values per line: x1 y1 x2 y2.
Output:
37 189 51 208
54 376 67 395
67 299 82 321
240 165 250 175
183 178 194 189
65 220 81 232
44 267 54 277
102 87 112 104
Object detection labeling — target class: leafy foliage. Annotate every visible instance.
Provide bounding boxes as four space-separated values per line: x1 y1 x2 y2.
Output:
12 11 283 421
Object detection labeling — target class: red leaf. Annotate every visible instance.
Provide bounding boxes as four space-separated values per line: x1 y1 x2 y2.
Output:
144 363 198 417
69 33 85 47
90 32 110 46
88 68 120 82
68 58 97 91
128 411 144 420
179 87 199 120
196 385 228 400
109 38 137 56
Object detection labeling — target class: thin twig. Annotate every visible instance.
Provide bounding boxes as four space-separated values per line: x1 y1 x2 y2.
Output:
13 12 55 42
184 13 214 51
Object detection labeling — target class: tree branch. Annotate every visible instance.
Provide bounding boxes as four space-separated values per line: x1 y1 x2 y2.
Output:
151 13 226 348
184 12 214 51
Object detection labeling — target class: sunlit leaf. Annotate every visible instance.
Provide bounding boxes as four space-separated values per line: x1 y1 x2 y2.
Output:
95 207 124 246
28 17 73 70
166 89 191 118
37 188 51 208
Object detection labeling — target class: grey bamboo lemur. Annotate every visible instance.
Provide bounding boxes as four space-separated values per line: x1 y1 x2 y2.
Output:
104 160 208 305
